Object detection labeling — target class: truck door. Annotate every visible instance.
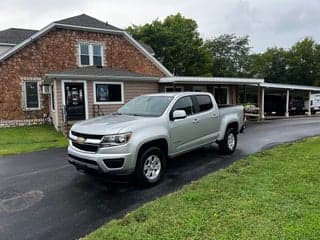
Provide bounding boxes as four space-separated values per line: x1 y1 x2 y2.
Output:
169 96 200 153
193 94 220 145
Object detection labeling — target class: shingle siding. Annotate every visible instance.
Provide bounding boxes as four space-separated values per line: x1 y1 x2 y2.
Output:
0 28 165 122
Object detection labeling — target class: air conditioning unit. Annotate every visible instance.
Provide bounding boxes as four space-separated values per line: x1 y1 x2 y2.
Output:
42 85 50 94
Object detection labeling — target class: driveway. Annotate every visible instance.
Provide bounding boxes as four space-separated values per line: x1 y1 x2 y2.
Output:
0 117 320 240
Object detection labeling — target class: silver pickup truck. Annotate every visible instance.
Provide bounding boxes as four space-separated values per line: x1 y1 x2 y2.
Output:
68 92 244 185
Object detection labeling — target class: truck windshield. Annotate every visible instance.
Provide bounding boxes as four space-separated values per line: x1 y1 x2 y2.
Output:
117 95 174 117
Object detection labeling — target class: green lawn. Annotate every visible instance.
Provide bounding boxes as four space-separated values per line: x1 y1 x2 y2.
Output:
84 137 320 240
0 125 67 156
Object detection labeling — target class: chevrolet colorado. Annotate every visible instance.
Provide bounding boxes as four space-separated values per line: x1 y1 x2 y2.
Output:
68 92 244 185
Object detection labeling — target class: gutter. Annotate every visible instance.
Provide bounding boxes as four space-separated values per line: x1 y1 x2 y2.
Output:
44 73 160 84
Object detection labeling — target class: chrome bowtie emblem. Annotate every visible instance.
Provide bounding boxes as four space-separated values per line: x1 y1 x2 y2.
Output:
76 137 85 144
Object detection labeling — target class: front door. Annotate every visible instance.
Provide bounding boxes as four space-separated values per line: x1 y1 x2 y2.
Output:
64 82 86 120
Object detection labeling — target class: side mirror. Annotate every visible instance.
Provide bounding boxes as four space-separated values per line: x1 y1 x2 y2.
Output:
172 110 187 120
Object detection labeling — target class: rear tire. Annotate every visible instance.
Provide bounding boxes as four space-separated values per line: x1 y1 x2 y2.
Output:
218 128 237 154
136 147 166 186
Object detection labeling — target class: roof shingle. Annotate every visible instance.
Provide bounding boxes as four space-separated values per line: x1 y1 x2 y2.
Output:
55 14 122 31
0 28 38 44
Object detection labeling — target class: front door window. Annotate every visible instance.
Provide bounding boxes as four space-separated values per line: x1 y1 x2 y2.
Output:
65 82 85 120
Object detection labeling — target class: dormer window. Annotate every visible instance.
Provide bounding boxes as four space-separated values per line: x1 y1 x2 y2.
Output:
79 42 103 66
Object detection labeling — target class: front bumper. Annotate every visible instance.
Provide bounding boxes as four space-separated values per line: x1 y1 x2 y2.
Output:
68 142 136 175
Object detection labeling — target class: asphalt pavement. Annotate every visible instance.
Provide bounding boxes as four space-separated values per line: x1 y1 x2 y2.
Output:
0 117 320 240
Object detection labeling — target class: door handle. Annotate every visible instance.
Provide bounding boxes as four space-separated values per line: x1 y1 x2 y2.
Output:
212 113 218 118
192 118 199 124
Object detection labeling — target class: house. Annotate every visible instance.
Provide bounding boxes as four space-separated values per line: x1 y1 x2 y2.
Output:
1 14 319 132
0 14 171 131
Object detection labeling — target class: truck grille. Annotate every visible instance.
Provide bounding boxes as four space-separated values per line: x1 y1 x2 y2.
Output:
72 142 99 152
71 131 104 140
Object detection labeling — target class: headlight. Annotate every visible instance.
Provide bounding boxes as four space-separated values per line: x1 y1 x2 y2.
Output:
101 132 132 147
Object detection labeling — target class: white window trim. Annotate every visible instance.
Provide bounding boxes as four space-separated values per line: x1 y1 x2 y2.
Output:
24 80 41 111
78 42 104 67
93 81 124 105
214 86 230 104
164 86 184 92
61 80 89 120
50 81 56 112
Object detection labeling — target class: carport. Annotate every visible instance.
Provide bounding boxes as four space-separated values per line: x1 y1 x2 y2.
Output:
159 76 320 121
259 83 320 119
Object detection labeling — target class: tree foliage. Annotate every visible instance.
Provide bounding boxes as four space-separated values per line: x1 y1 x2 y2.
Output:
127 13 212 76
250 38 320 85
205 34 251 77
127 13 320 86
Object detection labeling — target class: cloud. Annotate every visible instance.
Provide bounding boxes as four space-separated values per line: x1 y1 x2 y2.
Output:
1 0 320 52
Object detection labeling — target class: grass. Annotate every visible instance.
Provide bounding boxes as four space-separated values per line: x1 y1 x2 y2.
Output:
84 137 320 240
0 125 67 156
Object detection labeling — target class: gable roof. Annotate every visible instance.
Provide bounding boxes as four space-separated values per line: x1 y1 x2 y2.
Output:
54 14 122 31
0 14 172 76
0 28 37 45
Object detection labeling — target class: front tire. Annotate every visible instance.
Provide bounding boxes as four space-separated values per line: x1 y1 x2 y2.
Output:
136 147 166 186
218 128 237 154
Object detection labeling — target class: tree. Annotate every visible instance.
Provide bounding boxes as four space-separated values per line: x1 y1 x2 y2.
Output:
205 34 251 77
127 13 212 76
287 38 319 86
249 47 289 83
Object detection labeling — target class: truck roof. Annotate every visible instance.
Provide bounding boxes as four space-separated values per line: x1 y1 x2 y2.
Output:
145 92 211 97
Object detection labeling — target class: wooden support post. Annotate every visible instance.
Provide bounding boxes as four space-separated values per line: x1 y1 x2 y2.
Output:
257 84 261 120
285 90 290 117
261 87 265 119
308 91 312 116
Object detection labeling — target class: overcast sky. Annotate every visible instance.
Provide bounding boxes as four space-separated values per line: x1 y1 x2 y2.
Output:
1 0 319 52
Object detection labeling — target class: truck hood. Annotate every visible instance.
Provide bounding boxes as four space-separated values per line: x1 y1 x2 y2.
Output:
71 114 144 135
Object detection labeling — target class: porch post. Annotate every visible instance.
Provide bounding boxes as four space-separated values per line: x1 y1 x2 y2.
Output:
285 89 290 117
257 84 261 120
261 87 265 119
308 91 312 116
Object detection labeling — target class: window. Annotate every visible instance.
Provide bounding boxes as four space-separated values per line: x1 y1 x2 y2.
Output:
172 96 194 115
214 87 228 104
94 82 123 104
93 44 102 66
25 81 40 109
118 95 173 117
193 86 207 92
164 86 183 92
80 43 90 65
79 43 103 66
51 83 55 111
196 95 213 112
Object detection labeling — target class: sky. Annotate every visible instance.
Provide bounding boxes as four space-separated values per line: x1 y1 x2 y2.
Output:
1 0 320 53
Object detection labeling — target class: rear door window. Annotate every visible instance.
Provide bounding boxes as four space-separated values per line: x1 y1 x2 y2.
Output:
195 95 213 112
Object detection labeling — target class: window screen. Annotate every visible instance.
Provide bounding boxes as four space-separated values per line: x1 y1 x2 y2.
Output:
80 43 89 65
95 83 122 103
25 81 39 108
93 44 102 66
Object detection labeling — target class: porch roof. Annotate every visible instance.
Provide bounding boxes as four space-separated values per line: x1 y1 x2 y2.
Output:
44 66 160 84
160 76 264 85
260 82 320 92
